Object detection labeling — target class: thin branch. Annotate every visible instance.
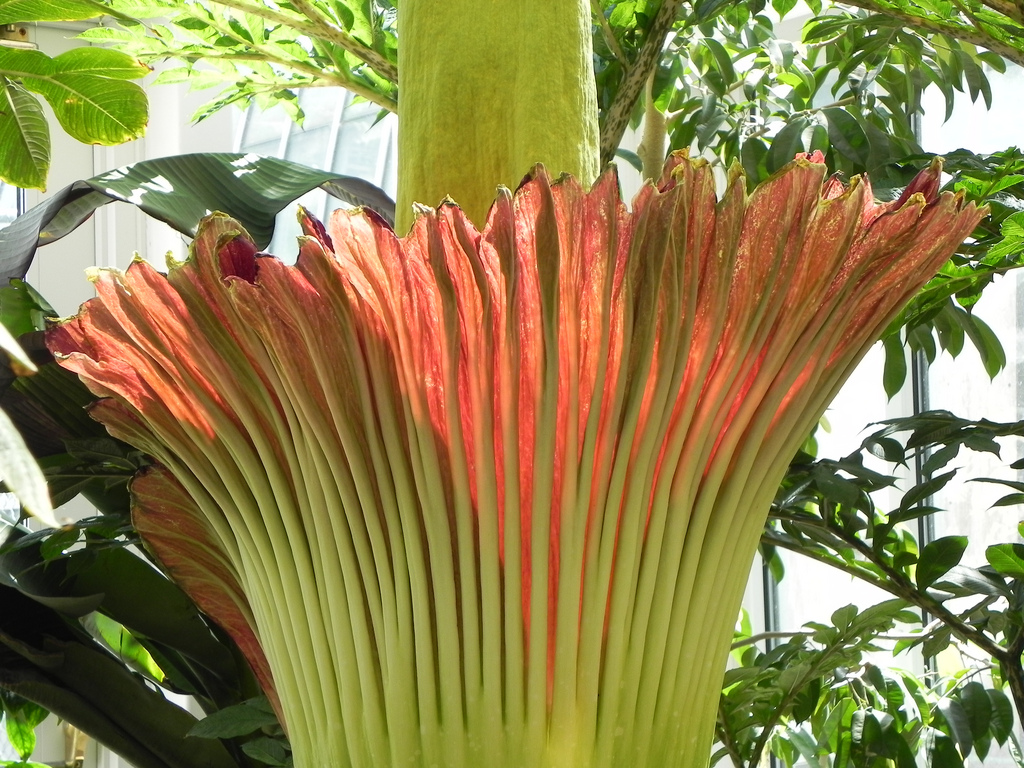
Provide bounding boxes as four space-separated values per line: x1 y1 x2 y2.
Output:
637 71 667 180
210 0 398 84
836 0 1024 68
591 0 630 65
285 0 398 83
977 0 1024 26
185 11 397 112
715 704 748 768
730 631 806 649
599 0 685 165
765 523 1008 661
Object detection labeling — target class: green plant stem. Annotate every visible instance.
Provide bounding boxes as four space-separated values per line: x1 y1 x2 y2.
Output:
730 631 805 649
835 0 1024 68
599 0 685 165
184 13 397 112
209 0 398 84
591 0 630 65
767 515 1008 659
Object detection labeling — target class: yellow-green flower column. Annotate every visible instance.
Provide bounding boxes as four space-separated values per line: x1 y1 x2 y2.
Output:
396 1 600 231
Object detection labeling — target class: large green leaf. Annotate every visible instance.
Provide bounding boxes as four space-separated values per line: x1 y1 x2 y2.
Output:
0 77 48 190
0 585 239 768
0 153 397 285
0 0 107 24
188 698 280 739
0 536 242 692
0 47 148 146
915 535 968 590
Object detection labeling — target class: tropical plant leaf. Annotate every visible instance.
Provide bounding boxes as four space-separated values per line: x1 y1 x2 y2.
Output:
0 583 239 768
188 698 280 739
0 47 148 145
916 535 968 590
0 0 106 24
0 153 397 286
0 77 48 190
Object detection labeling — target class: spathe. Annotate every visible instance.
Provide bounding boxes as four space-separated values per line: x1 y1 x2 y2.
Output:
49 153 983 768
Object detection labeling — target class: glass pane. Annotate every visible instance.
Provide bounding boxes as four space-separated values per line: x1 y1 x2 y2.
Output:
297 87 345 129
239 103 292 151
0 182 19 228
333 104 394 184
920 62 1024 763
922 63 1024 569
773 346 911 627
285 124 333 169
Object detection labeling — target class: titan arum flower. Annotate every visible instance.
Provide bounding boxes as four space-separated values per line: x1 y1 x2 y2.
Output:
42 3 984 767
48 150 981 768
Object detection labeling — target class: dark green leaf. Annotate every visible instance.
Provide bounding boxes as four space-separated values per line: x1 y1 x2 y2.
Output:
899 470 956 514
824 108 869 167
936 565 1010 598
188 698 280 739
0 153 397 285
768 116 809 174
694 0 735 21
882 333 906 399
916 536 967 590
952 311 1005 378
959 682 991 741
701 38 735 85
988 688 1013 744
38 527 79 560
240 736 290 767
0 76 48 190
927 728 964 768
986 543 1024 579
939 698 973 757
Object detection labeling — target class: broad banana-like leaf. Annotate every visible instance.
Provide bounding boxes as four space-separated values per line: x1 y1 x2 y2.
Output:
0 153 396 285
0 530 250 705
0 584 240 768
